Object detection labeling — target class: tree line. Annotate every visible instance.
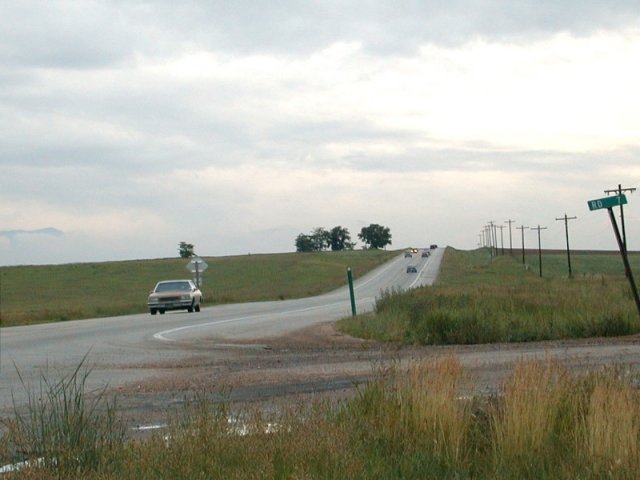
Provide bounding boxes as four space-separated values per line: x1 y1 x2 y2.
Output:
295 223 392 252
178 223 392 258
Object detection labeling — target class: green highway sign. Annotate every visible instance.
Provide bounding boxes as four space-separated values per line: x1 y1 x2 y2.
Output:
588 194 627 211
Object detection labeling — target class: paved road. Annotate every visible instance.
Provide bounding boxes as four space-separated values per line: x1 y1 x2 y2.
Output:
0 248 444 414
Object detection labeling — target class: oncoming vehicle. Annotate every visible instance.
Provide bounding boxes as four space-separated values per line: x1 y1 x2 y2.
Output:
148 279 202 315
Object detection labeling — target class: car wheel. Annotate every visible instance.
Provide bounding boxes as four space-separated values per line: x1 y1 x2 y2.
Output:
159 310 165 314
150 309 157 315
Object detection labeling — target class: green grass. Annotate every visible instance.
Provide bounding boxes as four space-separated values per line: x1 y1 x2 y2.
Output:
507 250 638 279
338 248 640 345
0 250 398 327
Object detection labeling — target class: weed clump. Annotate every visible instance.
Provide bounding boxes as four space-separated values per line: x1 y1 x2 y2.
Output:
1 356 126 477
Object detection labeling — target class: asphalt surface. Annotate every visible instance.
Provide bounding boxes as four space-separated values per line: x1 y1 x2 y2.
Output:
0 248 444 416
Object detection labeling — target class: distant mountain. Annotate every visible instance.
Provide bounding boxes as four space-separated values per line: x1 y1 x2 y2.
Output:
0 227 64 238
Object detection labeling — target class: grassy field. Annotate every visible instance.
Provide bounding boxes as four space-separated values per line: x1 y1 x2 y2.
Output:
338 248 640 344
0 249 398 327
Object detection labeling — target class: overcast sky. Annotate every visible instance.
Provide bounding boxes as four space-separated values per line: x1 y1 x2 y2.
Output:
1 1 639 266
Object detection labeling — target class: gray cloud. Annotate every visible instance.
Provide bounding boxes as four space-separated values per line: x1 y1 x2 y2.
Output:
0 2 138 68
3 1 639 71
125 0 640 54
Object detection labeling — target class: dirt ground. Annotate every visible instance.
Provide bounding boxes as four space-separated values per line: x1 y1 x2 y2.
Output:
113 322 640 438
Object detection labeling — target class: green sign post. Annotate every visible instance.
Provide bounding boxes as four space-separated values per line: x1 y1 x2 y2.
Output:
347 267 357 316
588 193 640 318
587 194 627 211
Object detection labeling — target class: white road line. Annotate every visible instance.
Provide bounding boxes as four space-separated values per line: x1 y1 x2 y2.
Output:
153 301 349 342
354 254 403 289
407 258 429 289
153 316 254 341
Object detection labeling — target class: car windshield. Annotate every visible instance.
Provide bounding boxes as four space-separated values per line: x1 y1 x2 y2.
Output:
155 281 190 292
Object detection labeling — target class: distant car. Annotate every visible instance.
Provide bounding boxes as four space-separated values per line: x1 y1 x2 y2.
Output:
421 251 430 257
430 244 438 250
406 265 418 273
148 279 202 315
404 252 412 258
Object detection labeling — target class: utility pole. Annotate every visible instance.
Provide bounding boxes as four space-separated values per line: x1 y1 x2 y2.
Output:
516 225 529 266
608 208 640 318
505 219 515 255
604 184 636 252
488 221 497 258
485 224 493 258
531 225 547 277
497 225 505 255
555 213 577 277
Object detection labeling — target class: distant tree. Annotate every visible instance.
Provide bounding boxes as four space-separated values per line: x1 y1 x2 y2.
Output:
295 234 314 252
310 227 331 251
179 241 195 258
329 226 354 251
295 228 334 252
358 224 392 249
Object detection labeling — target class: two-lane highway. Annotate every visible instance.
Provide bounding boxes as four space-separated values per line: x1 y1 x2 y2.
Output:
0 248 444 414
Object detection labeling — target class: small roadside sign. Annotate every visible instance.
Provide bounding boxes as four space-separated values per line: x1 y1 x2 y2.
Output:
186 257 208 289
587 194 627 211
186 257 208 273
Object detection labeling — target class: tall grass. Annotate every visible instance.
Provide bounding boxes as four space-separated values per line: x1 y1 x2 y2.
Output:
339 248 640 345
3 358 640 478
491 360 571 472
584 373 640 472
342 358 640 479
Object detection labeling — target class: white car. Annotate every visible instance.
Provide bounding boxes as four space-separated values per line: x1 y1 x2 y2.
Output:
148 279 202 315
